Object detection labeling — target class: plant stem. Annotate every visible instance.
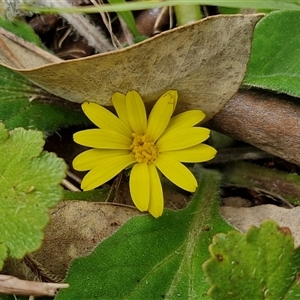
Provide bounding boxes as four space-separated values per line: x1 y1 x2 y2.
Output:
208 90 300 166
174 5 202 25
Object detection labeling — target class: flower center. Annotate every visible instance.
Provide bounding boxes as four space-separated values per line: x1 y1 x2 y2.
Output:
130 133 158 164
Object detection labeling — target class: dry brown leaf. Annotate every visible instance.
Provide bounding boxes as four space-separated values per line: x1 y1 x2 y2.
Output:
32 201 141 281
3 183 190 282
0 14 263 120
3 201 141 282
221 204 300 247
0 27 61 68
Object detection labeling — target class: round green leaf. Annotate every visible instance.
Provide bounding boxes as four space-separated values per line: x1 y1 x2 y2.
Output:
203 220 300 299
0 123 67 259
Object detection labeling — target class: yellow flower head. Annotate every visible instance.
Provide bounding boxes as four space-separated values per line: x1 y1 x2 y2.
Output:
73 90 216 218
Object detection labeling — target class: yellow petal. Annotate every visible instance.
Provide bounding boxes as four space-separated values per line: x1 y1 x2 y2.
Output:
73 149 130 171
156 128 210 152
112 92 131 130
82 102 131 136
129 163 150 212
81 155 135 190
146 90 178 142
74 129 132 149
126 90 147 134
160 90 178 112
154 155 197 192
163 144 217 163
147 164 164 218
164 110 205 134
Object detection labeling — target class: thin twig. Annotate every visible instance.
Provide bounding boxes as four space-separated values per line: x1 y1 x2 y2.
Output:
67 171 82 184
62 179 81 191
0 274 69 296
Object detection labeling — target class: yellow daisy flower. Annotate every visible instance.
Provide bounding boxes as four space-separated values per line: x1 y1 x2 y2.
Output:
73 90 216 218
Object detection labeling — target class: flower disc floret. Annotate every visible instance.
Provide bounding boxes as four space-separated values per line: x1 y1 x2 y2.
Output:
73 90 217 218
130 133 158 164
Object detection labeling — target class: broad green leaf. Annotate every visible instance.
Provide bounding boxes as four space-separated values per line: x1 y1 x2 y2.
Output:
0 66 89 134
244 11 300 97
0 123 67 262
203 221 300 300
56 168 233 300
223 162 300 206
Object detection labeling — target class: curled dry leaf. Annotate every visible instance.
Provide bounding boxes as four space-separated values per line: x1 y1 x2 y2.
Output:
0 14 263 120
0 27 61 68
4 201 141 282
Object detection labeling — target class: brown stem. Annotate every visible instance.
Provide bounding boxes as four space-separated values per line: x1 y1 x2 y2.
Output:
207 89 300 166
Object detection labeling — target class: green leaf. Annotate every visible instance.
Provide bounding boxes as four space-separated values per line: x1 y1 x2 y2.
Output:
56 168 233 300
244 11 300 97
0 65 89 134
0 16 89 134
203 220 300 299
0 245 7 271
0 16 44 48
223 161 300 206
108 0 141 38
0 123 67 262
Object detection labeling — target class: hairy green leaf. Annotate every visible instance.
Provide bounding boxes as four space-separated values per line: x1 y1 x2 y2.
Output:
0 123 67 262
0 66 89 134
56 168 233 300
203 220 300 299
244 11 300 97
